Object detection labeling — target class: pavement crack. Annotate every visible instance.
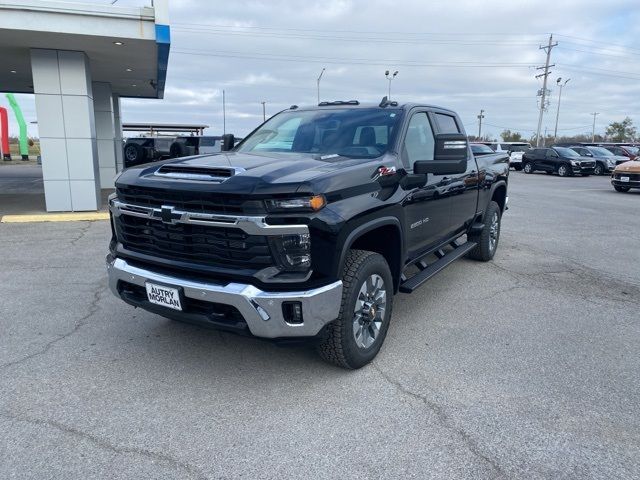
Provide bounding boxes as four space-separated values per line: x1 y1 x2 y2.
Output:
69 221 92 247
0 411 208 480
371 362 506 478
0 280 107 371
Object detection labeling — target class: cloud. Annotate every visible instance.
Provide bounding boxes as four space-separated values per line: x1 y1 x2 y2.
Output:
4 0 640 140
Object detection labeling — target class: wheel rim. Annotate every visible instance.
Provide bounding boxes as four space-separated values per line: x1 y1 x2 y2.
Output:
352 274 386 349
595 165 602 175
125 147 136 161
489 211 500 252
524 164 531 173
558 165 567 176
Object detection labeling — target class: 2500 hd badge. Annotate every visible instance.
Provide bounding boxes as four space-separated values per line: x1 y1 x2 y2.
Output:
107 98 509 369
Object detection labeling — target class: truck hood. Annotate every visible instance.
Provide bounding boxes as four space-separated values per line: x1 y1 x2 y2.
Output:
115 151 381 196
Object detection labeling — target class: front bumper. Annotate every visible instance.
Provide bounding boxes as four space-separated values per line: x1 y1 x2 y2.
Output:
107 256 343 338
572 166 595 174
611 179 640 188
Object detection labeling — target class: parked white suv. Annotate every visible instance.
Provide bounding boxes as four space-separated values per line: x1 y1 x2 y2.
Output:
479 142 531 171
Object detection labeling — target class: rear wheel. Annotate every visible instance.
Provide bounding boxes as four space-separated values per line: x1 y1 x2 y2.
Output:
523 162 534 174
169 142 186 158
468 201 501 262
123 143 145 167
557 164 570 177
614 185 631 192
317 250 393 369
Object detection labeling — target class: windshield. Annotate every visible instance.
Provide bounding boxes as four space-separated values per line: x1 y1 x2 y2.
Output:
623 146 638 155
554 147 580 157
587 146 613 156
236 108 403 159
508 144 531 152
471 144 494 154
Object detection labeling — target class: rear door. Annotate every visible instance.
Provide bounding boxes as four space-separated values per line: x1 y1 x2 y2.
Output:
431 111 478 233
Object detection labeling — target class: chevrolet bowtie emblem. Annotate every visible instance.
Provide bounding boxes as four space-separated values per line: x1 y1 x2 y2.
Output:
159 206 182 225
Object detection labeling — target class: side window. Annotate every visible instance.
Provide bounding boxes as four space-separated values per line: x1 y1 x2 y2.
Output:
402 113 435 168
433 113 460 134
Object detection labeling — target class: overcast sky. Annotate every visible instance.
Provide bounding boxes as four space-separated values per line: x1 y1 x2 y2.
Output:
3 0 640 140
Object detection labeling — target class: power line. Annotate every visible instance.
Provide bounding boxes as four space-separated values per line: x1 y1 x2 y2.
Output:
172 26 540 47
172 49 535 68
173 22 545 38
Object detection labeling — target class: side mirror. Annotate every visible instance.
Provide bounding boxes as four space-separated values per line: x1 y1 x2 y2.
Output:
221 133 235 151
414 133 468 175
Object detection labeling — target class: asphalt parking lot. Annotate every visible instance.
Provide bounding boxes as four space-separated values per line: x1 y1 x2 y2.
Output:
1 171 639 479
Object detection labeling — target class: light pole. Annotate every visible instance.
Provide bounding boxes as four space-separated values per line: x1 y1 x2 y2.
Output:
591 112 599 142
317 67 325 104
385 70 398 99
553 77 570 140
261 101 266 122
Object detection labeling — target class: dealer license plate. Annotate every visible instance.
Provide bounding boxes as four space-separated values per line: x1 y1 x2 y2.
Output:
620 176 630 182
145 283 182 311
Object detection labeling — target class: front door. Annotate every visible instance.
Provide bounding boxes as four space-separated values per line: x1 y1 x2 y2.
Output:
400 111 453 258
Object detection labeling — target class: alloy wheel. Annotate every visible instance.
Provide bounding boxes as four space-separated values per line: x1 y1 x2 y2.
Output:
352 274 387 349
489 211 500 253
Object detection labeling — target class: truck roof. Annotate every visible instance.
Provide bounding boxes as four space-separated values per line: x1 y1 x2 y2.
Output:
287 101 458 116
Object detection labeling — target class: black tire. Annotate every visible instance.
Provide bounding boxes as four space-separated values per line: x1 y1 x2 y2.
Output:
123 143 145 167
523 162 534 174
557 163 570 177
614 185 630 192
169 142 187 158
467 201 501 262
594 163 604 175
316 250 393 369
513 164 523 171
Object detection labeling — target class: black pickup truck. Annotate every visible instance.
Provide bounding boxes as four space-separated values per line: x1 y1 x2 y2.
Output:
107 99 509 369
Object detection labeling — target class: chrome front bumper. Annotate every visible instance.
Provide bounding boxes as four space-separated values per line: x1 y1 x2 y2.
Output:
107 256 343 338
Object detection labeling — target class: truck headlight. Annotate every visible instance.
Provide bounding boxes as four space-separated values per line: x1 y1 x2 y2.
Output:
265 195 325 212
268 233 311 272
570 161 579 166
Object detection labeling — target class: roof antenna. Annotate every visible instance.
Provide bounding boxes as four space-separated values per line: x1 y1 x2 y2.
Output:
379 96 388 108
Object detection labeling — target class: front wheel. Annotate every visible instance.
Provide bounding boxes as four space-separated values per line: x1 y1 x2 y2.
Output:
467 201 501 262
523 162 534 174
594 163 604 175
614 185 631 192
317 250 393 369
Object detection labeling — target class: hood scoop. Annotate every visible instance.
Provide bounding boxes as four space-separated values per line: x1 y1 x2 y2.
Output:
155 164 245 182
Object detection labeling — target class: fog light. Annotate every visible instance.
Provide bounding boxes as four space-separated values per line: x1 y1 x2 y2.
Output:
282 301 303 324
268 233 311 272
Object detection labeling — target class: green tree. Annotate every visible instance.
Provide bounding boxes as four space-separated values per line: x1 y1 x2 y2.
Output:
605 117 636 142
501 129 523 142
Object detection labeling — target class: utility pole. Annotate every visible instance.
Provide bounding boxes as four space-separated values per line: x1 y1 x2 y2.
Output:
317 67 325 104
543 126 548 146
477 109 485 139
261 101 266 122
553 77 570 140
535 34 558 147
222 89 226 135
591 112 599 142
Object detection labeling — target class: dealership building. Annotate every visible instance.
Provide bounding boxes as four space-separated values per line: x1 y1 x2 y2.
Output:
0 0 170 212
